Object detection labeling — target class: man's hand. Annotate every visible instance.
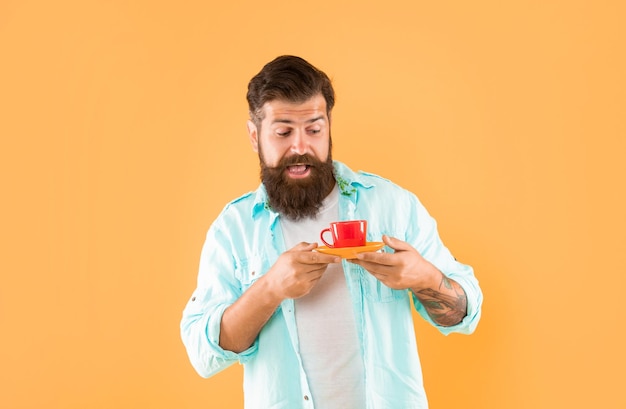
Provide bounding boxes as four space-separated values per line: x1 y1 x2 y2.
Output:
220 242 339 352
350 235 467 327
265 242 341 301
349 235 437 290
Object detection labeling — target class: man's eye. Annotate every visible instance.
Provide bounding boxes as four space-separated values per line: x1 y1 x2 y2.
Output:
308 129 321 134
276 130 291 137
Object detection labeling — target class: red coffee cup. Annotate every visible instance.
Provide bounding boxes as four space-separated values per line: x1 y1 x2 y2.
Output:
320 220 367 248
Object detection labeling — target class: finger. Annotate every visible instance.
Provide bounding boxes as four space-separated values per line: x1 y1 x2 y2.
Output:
348 258 393 276
299 250 341 265
291 242 340 263
355 249 396 266
291 241 318 251
308 275 323 285
307 264 330 278
382 235 412 252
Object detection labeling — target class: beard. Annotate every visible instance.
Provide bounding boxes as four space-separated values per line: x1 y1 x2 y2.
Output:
259 143 336 221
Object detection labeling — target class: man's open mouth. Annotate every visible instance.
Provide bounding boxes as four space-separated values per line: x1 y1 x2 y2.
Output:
286 164 311 177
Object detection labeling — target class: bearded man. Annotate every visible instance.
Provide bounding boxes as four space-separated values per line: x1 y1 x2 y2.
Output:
181 55 483 409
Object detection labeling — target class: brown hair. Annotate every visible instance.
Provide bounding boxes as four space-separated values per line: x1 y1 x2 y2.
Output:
246 55 335 125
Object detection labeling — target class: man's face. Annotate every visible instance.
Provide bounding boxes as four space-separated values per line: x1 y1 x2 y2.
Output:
247 94 336 220
248 94 331 171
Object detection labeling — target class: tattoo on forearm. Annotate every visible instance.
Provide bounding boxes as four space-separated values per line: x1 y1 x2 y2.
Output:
415 276 467 326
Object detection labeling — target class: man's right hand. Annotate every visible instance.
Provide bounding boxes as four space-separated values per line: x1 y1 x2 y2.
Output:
219 242 340 353
265 242 341 301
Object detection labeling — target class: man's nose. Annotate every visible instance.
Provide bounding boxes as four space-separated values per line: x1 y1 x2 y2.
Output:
290 131 308 155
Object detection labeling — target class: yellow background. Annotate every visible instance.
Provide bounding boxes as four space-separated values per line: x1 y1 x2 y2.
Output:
1 0 625 407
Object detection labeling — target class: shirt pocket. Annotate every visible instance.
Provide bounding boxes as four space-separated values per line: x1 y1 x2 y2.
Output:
356 265 408 303
235 254 270 292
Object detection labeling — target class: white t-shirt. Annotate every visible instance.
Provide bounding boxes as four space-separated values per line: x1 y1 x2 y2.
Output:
280 186 366 409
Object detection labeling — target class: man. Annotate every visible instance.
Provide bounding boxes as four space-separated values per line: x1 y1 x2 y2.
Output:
181 55 482 409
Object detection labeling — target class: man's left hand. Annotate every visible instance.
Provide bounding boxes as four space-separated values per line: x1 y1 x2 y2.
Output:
350 235 468 326
348 235 439 291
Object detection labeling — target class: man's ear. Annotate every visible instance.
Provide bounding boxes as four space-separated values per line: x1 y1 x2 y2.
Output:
247 120 259 153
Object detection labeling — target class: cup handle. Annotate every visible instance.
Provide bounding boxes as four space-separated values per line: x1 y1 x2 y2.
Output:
320 228 334 247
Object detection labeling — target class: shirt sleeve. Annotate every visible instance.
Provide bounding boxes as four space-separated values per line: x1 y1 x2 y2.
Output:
407 193 483 335
180 222 258 378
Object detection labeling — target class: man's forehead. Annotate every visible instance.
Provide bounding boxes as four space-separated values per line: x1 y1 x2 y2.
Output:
262 95 327 119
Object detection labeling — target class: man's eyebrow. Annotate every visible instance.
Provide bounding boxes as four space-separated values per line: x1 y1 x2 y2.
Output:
271 116 325 125
306 116 325 124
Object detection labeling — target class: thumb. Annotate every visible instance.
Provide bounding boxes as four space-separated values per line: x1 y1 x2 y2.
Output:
382 235 411 251
292 241 318 251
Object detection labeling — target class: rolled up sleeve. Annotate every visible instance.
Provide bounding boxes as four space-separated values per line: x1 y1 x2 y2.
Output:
407 194 483 335
180 223 258 378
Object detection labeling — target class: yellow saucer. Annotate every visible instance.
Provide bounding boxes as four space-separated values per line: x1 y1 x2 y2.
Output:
314 242 385 259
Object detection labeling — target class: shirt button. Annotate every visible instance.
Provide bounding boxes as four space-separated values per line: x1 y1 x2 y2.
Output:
304 395 309 401
191 297 196 301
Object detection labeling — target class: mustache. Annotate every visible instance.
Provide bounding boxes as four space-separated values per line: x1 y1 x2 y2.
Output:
275 154 322 169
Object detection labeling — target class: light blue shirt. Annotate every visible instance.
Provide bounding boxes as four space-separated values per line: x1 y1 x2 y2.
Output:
181 161 483 409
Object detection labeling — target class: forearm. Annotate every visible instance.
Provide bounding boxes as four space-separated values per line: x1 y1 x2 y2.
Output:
412 268 468 327
220 275 283 353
